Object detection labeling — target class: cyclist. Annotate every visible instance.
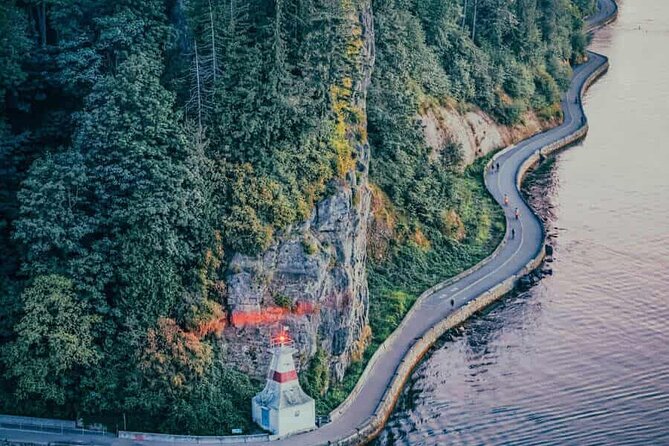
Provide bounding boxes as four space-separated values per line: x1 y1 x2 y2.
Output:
514 207 520 220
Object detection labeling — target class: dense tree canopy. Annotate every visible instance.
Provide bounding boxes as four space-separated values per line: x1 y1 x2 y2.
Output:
0 0 595 434
3 275 99 411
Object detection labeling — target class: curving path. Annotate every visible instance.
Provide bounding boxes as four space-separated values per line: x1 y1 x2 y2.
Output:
0 1 617 445
587 0 618 32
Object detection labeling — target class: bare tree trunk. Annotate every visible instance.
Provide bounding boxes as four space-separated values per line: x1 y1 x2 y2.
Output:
194 40 203 132
28 6 38 43
462 0 468 30
472 0 478 41
208 0 218 84
37 1 47 48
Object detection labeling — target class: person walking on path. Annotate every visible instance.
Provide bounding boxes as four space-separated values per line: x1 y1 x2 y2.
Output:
511 228 516 239
514 207 520 220
504 194 509 206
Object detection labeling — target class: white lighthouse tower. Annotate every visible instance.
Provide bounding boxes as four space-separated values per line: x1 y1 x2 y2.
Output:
252 327 316 437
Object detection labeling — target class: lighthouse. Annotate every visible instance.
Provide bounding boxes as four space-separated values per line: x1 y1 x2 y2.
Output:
252 327 316 437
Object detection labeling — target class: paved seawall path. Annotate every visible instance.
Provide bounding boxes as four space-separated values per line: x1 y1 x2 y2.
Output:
0 1 617 445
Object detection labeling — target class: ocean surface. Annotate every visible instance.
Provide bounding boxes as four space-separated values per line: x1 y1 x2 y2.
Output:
375 1 669 445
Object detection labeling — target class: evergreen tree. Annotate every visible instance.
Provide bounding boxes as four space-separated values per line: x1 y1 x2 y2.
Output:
2 275 99 411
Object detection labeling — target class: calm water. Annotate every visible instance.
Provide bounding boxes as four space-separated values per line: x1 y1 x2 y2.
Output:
376 2 669 445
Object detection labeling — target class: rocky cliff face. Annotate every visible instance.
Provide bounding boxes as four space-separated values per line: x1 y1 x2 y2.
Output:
421 104 554 167
221 1 375 384
217 0 555 386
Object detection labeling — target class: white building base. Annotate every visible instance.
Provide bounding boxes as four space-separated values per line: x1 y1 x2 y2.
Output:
252 336 316 437
252 396 315 437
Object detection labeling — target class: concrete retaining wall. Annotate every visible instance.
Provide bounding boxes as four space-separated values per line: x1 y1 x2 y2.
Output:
118 431 269 444
0 415 76 429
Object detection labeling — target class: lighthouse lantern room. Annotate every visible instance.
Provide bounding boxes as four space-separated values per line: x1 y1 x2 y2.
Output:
252 327 316 437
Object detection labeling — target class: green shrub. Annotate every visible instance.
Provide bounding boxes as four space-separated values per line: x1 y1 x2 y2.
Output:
302 237 318 256
273 294 293 310
496 101 526 126
300 348 330 399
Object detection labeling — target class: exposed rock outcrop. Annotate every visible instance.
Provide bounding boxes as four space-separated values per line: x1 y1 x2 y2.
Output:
221 1 375 384
421 103 553 167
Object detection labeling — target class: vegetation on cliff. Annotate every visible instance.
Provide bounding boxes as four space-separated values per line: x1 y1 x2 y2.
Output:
308 0 596 413
0 0 595 434
0 0 366 434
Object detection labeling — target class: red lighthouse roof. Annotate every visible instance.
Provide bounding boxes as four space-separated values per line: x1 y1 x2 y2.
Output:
270 326 294 348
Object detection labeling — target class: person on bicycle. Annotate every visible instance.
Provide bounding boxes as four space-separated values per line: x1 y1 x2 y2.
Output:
514 207 520 219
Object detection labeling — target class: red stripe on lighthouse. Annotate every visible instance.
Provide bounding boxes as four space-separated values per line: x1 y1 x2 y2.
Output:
272 370 298 383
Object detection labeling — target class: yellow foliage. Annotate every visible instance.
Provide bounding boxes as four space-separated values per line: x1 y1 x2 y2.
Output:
346 29 363 60
440 209 466 241
410 228 431 251
497 89 513 105
140 318 213 390
350 324 372 363
330 84 357 177
295 195 311 220
476 211 492 244
368 184 397 261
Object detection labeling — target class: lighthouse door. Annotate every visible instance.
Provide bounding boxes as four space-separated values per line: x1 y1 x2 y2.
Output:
261 407 270 428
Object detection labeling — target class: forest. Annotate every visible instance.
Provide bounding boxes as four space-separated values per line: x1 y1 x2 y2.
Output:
0 0 594 435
